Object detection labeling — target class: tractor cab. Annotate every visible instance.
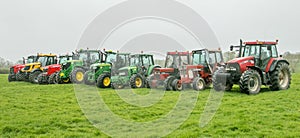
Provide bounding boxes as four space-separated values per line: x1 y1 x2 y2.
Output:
130 54 155 75
213 39 291 95
192 49 224 73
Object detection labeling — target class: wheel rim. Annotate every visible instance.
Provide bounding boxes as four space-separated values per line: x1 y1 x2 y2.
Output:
135 77 142 88
63 78 70 83
76 72 84 81
197 79 204 89
177 81 182 90
103 77 111 87
248 76 259 92
279 69 289 88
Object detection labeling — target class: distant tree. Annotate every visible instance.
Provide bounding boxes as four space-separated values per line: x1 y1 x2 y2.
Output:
283 52 300 73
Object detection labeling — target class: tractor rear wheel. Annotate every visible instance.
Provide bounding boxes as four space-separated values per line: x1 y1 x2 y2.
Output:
239 69 262 95
71 68 85 84
172 79 183 91
270 62 291 91
193 77 206 91
97 73 111 88
16 72 25 81
29 71 42 84
130 74 144 88
164 76 175 91
212 68 226 91
84 71 95 85
48 73 57 84
8 74 15 82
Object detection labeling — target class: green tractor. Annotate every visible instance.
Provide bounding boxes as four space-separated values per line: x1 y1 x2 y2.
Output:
56 49 102 84
111 53 161 89
84 51 130 88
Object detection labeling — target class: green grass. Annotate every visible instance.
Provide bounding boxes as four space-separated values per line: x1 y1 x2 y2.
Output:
0 74 300 137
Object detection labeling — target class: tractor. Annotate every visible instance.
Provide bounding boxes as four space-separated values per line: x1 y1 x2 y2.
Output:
8 55 38 82
84 50 130 88
212 40 292 94
37 54 73 84
16 54 58 83
111 53 161 89
147 51 191 90
168 49 224 91
56 49 102 84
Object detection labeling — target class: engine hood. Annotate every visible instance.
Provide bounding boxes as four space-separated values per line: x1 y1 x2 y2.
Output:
12 64 25 68
118 66 137 71
155 68 174 73
47 64 61 69
227 56 254 64
25 62 41 66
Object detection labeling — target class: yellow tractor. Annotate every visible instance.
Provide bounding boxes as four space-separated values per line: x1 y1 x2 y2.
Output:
17 53 58 83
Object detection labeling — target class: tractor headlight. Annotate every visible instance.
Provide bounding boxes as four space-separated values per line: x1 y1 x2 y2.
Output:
226 67 237 71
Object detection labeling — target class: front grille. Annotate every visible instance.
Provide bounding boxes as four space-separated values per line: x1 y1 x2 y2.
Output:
10 67 14 74
23 66 31 71
226 63 241 73
62 63 71 70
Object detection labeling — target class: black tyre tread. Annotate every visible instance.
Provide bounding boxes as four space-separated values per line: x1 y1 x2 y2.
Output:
171 79 182 91
130 74 144 89
212 68 226 91
239 69 261 95
270 62 291 91
56 72 63 84
84 71 95 85
96 73 111 88
8 74 15 82
164 76 175 91
29 71 42 84
16 72 25 81
48 73 57 84
70 68 85 84
37 73 46 85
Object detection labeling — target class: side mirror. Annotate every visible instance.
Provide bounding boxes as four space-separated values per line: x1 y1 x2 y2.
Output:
230 46 233 51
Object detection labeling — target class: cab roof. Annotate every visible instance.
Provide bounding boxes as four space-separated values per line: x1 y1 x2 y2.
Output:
244 41 278 45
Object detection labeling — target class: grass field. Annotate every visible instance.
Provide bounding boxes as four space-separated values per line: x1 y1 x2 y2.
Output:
0 74 300 137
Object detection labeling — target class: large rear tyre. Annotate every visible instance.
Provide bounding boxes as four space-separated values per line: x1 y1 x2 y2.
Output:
37 73 47 85
96 73 111 88
270 62 291 91
239 69 262 95
84 71 96 85
164 76 175 91
70 68 85 84
130 74 144 89
29 71 42 84
193 77 206 91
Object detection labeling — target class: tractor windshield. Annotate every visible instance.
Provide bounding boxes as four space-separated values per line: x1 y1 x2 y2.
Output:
78 51 100 63
27 56 36 64
114 54 129 69
59 56 72 64
193 50 207 65
37 56 55 66
106 53 117 63
243 45 260 58
165 54 189 68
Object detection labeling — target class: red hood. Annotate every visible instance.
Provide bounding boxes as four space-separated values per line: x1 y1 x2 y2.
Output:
12 64 25 68
227 56 254 64
47 64 61 69
154 68 175 73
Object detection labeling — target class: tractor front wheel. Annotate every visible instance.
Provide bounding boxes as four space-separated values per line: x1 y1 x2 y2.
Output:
8 74 15 82
164 76 175 91
84 71 95 85
130 74 144 88
270 62 291 91
193 77 206 91
71 68 85 84
97 74 111 88
212 68 226 92
239 69 262 95
37 73 47 85
29 71 42 84
172 79 183 91
16 72 25 81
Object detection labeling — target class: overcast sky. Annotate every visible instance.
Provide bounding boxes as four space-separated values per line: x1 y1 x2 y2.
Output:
0 0 299 62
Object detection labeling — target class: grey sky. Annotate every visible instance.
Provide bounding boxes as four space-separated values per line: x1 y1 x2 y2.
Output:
0 0 299 62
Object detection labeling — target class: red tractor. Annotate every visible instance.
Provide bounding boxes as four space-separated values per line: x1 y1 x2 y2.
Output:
213 40 292 94
170 49 224 91
37 54 73 84
8 55 38 82
147 51 191 90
